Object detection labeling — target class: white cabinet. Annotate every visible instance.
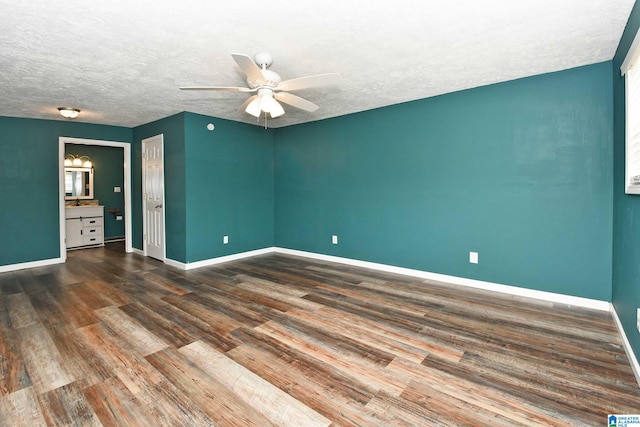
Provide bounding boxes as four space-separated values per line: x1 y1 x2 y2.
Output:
66 218 83 248
65 206 104 249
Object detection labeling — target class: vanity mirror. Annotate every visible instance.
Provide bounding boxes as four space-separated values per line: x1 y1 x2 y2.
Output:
65 167 94 199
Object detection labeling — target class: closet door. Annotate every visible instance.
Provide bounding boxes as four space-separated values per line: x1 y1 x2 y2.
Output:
142 134 165 261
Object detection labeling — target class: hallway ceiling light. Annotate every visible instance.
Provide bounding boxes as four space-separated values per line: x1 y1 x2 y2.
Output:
58 107 80 119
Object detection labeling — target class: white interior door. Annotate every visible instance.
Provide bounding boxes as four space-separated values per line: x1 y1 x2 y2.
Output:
142 135 165 261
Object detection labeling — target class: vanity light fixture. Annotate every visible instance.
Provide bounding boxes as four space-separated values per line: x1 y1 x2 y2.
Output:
58 107 80 119
64 154 92 168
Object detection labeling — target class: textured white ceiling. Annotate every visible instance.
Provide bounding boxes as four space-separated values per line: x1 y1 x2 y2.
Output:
0 0 634 128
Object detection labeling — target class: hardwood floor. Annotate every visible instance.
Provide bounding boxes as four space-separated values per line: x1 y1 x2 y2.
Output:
0 243 639 426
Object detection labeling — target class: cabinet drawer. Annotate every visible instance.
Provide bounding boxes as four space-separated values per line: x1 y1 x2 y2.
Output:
83 234 104 245
83 226 102 236
82 216 103 227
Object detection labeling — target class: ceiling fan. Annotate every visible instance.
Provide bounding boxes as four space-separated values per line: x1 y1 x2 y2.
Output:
180 52 341 120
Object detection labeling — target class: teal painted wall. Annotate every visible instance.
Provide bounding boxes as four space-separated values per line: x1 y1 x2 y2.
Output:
275 62 613 301
65 144 125 239
131 112 274 264
132 113 186 261
613 2 640 363
0 116 131 266
184 112 274 263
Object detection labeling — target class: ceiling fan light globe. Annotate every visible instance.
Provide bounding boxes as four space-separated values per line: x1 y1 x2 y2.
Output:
270 100 285 118
245 98 261 117
258 92 279 113
260 100 274 113
270 109 285 119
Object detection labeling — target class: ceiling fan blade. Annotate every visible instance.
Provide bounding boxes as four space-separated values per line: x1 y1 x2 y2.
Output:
274 92 319 112
276 73 341 92
231 53 265 86
180 86 254 92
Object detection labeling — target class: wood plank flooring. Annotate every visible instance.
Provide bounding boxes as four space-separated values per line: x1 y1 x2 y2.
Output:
0 242 639 426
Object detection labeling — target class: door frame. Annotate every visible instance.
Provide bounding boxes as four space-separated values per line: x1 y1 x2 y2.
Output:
141 134 166 261
59 137 133 260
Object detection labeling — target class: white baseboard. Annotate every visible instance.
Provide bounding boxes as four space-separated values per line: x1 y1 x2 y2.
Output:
274 248 610 311
165 247 276 270
130 247 144 256
610 304 640 388
141 244 608 312
0 257 64 273
104 236 125 243
163 258 183 269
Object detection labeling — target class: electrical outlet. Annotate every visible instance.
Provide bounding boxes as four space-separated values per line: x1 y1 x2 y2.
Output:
332 235 338 245
637 308 640 333
469 251 478 264
223 235 229 244
115 215 123 221
114 186 121 193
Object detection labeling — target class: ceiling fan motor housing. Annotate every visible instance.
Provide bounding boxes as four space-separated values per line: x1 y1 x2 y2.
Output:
255 69 281 87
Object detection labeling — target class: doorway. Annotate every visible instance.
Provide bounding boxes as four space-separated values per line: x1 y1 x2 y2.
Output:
58 137 133 261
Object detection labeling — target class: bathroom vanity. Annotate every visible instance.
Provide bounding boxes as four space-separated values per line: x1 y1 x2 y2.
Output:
65 205 104 249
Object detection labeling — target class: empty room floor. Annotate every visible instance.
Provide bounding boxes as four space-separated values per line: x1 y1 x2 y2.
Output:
0 243 639 426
